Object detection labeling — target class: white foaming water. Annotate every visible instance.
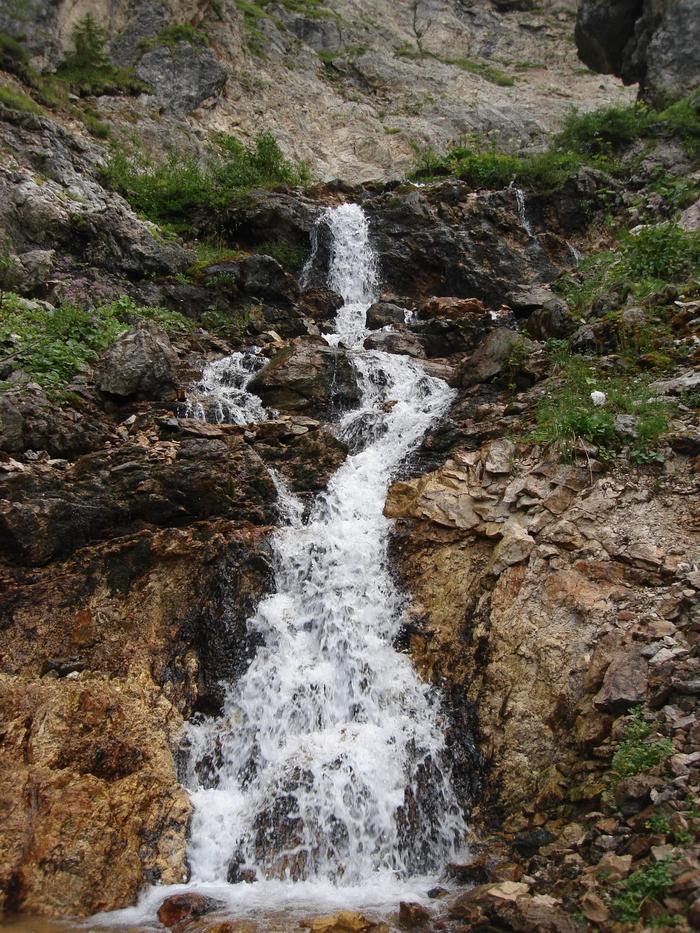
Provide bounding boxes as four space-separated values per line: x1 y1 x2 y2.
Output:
513 186 535 238
97 204 467 928
182 350 269 424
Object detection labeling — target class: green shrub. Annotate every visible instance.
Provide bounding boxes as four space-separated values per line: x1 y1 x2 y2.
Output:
612 707 673 779
139 23 210 52
612 859 673 923
0 83 42 114
556 225 700 315
555 103 651 157
103 132 311 225
0 294 189 391
55 14 145 95
620 224 700 281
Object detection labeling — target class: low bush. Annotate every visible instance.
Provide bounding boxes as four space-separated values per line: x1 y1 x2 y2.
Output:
103 132 311 226
138 23 210 52
0 294 189 391
611 707 673 779
556 225 700 314
612 859 673 923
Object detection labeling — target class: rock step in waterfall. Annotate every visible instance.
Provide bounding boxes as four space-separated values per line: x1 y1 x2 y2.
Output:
100 204 469 925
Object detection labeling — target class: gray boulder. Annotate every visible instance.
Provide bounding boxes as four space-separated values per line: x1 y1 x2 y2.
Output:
461 328 536 387
363 329 426 358
249 338 359 417
95 321 179 401
135 42 228 113
366 302 406 329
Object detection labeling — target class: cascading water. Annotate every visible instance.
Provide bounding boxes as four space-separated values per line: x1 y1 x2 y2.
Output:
99 204 468 926
180 350 269 425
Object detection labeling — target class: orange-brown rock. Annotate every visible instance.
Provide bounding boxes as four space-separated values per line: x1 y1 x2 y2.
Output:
0 520 272 916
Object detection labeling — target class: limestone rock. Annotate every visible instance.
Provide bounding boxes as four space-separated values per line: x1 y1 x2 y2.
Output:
95 321 179 401
489 524 535 576
576 0 700 103
135 42 228 113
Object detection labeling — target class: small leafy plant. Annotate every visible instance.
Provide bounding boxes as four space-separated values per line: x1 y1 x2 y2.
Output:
611 707 673 780
611 859 673 923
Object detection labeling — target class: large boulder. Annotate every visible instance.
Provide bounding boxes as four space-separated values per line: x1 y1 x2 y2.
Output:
203 255 300 306
249 339 360 417
460 328 537 387
135 41 228 113
364 183 559 306
363 329 426 358
0 386 109 458
575 0 700 103
95 321 179 401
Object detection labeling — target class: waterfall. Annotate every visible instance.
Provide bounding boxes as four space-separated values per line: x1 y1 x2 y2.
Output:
513 186 535 238
99 205 468 924
180 350 269 425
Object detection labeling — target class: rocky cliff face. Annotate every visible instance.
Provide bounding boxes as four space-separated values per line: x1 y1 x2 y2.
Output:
0 0 632 183
576 0 700 103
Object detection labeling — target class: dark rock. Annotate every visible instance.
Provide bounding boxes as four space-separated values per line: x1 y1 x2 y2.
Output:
252 417 348 492
614 775 664 816
0 386 109 458
239 255 301 305
511 828 556 857
135 42 228 113
366 301 407 329
575 0 642 76
95 321 179 402
219 189 320 255
204 255 300 306
363 329 426 358
420 297 489 320
546 167 620 234
0 436 275 565
460 328 536 387
507 286 577 340
249 338 360 417
669 430 700 456
576 0 700 103
157 892 222 928
594 645 648 712
364 183 559 306
569 324 597 354
298 287 344 322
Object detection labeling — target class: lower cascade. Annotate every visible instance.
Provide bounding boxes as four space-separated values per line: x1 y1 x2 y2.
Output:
110 204 468 922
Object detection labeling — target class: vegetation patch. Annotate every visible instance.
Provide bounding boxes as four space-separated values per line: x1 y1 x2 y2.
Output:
611 859 673 923
410 90 700 191
54 14 146 96
556 225 700 314
103 132 311 227
138 23 210 53
0 294 189 391
530 350 672 463
611 707 673 780
0 82 42 114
